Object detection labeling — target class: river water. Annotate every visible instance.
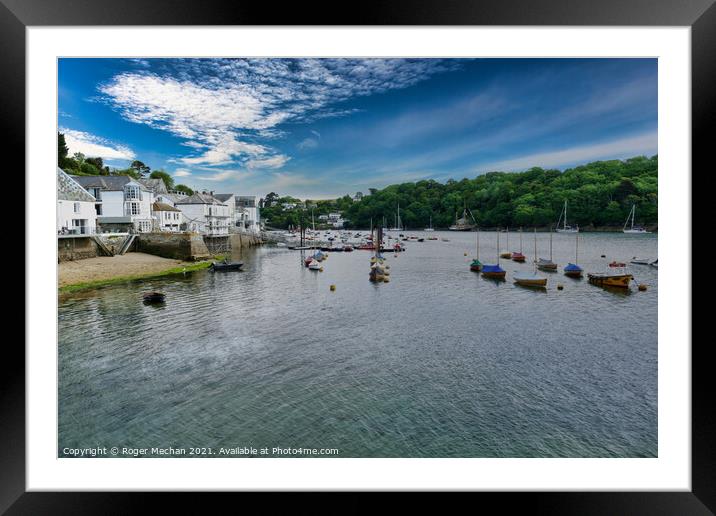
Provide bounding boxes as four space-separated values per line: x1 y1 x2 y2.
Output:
58 231 657 458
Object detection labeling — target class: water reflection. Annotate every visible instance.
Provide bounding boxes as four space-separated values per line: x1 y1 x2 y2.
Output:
59 231 658 458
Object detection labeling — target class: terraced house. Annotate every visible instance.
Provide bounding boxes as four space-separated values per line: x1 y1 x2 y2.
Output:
175 192 230 235
72 175 155 233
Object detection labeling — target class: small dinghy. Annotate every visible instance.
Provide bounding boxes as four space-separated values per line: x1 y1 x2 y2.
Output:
143 291 165 303
630 257 651 265
650 259 658 268
513 271 547 287
210 259 244 271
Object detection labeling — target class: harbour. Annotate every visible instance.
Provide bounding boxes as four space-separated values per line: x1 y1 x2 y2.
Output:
58 230 657 458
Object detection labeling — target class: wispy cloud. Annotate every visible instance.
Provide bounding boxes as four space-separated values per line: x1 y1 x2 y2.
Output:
476 131 657 172
97 59 462 170
173 168 192 177
60 127 135 161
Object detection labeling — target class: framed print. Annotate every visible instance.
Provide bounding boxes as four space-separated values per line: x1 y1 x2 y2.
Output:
5 0 712 512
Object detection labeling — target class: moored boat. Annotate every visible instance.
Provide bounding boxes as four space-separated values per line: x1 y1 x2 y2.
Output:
563 230 583 278
513 271 547 287
470 227 482 272
481 230 506 279
555 200 579 233
587 271 633 288
308 259 322 270
514 229 546 287
537 226 558 271
142 291 165 303
210 260 244 271
623 204 650 233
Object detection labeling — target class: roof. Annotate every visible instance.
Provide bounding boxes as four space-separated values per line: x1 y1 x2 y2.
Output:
175 192 227 205
57 167 96 202
71 174 148 191
152 202 181 212
139 178 169 194
213 193 235 203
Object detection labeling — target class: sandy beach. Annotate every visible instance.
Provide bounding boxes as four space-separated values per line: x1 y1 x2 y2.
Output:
59 252 191 288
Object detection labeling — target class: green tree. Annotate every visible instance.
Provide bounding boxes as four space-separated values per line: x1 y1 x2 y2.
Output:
149 170 175 191
174 184 194 195
130 160 151 178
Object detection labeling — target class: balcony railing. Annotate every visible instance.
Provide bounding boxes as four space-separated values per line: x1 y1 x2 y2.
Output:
58 226 98 236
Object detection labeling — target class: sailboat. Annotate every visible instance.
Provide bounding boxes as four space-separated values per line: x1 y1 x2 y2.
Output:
514 228 547 287
511 227 526 262
425 215 435 232
481 230 506 279
449 206 476 231
555 200 579 233
537 226 558 271
500 227 512 259
389 204 402 231
623 204 650 233
564 230 583 278
470 227 482 271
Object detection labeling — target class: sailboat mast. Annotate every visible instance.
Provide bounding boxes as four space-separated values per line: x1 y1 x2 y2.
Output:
497 229 500 264
564 200 567 230
575 230 579 263
519 227 523 253
534 228 538 271
506 227 509 250
476 226 480 258
550 225 553 260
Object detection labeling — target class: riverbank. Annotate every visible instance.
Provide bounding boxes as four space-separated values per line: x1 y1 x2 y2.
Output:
58 252 217 294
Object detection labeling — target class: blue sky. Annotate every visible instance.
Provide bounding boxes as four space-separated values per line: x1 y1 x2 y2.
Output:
58 58 657 199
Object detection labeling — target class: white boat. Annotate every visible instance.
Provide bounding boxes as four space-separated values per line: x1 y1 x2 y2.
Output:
623 204 650 233
630 257 651 265
555 200 579 233
308 259 322 270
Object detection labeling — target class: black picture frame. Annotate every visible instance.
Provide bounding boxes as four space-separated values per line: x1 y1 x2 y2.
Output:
5 0 710 512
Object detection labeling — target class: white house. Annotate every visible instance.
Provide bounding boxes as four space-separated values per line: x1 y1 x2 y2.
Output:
213 194 238 229
175 192 231 235
72 175 155 233
234 195 261 234
152 202 183 232
57 167 97 235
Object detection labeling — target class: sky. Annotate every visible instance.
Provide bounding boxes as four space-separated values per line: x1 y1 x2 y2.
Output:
58 58 657 199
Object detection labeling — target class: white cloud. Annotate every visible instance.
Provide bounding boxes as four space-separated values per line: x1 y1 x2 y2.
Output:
97 59 462 170
297 138 319 150
246 155 290 170
61 127 135 161
173 168 192 177
476 132 658 172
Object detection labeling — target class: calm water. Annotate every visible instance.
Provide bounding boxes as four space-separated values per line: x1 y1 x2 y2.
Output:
58 231 657 458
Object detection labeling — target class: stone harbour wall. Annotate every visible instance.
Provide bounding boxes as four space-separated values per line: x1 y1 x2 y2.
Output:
58 237 99 262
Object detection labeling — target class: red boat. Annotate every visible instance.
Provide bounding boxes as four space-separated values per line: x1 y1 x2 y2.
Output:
609 261 627 267
359 243 375 250
304 256 313 266
511 252 526 262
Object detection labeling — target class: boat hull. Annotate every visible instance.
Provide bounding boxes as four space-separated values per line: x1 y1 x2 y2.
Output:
587 273 633 288
514 278 547 287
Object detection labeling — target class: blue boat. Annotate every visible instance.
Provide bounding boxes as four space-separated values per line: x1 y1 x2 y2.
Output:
563 232 583 278
564 263 583 278
481 264 506 278
481 230 506 279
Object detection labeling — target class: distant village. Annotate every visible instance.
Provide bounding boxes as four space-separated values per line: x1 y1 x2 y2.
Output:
57 166 262 237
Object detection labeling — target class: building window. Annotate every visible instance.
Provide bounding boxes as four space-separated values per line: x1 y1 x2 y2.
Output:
128 202 140 215
95 204 102 216
125 185 141 200
73 202 80 213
